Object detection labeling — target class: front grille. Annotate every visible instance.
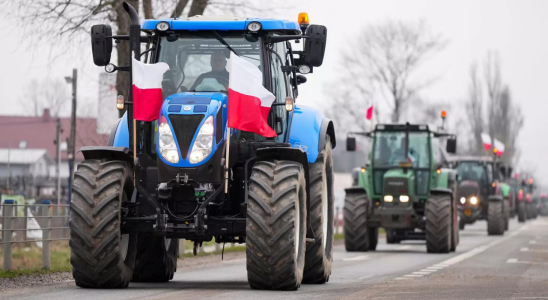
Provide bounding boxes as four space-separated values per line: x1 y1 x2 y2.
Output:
383 178 409 196
169 114 204 159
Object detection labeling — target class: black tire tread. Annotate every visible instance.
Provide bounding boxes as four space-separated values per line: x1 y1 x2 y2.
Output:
425 195 452 253
343 192 370 252
488 201 505 236
132 235 179 282
69 159 133 288
246 160 307 290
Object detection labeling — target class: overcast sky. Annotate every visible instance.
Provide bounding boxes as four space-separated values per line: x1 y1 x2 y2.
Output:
1 0 547 184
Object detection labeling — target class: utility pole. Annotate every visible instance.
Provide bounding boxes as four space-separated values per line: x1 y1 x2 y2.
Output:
54 118 63 214
65 69 77 207
6 142 10 192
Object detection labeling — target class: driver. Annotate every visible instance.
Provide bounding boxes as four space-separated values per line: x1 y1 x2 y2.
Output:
389 138 417 166
190 50 229 91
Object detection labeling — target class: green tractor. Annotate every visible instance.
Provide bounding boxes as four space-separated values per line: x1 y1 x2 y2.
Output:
447 157 511 235
344 123 459 253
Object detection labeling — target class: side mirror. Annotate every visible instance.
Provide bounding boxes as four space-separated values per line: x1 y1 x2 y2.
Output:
304 25 327 67
446 137 457 154
91 24 113 66
296 75 307 85
346 137 356 152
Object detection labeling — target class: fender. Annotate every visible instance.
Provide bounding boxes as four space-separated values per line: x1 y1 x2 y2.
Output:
289 105 335 163
430 187 453 196
345 186 366 195
488 195 504 201
112 112 130 148
108 118 122 146
79 146 133 167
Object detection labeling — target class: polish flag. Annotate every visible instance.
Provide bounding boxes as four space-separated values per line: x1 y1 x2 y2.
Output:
481 133 492 151
132 57 169 121
366 105 373 120
227 52 276 137
494 138 505 157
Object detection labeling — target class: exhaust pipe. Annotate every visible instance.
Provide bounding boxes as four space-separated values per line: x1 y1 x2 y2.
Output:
123 2 140 26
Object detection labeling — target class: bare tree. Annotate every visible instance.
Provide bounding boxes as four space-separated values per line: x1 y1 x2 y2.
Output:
20 78 69 117
328 20 446 132
465 52 524 165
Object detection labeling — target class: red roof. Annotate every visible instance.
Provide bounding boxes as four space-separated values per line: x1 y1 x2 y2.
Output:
0 109 109 161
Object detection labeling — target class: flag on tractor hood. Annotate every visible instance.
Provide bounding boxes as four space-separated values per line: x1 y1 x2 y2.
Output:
227 52 276 137
132 57 169 121
366 105 373 120
481 133 492 151
494 138 505 157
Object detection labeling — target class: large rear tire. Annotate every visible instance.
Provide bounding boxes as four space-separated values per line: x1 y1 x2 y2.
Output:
132 235 179 282
425 195 452 254
246 160 307 290
303 138 334 284
518 202 526 223
343 192 370 251
488 201 505 236
69 159 136 288
503 201 510 231
368 228 378 250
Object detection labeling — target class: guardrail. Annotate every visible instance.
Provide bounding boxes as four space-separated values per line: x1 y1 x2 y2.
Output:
1 200 69 270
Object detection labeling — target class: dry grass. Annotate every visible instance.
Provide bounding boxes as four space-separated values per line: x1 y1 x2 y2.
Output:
0 240 71 276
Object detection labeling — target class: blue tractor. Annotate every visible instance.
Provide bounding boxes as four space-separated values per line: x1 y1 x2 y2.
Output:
70 2 335 291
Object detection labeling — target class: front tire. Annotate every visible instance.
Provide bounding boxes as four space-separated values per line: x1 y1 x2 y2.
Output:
488 201 505 236
386 229 401 244
425 195 452 253
132 236 179 282
246 160 307 290
69 159 136 288
343 192 370 251
503 201 510 231
303 138 334 284
518 202 526 223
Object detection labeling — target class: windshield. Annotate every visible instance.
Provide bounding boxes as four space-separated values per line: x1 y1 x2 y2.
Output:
156 32 261 95
372 132 430 168
456 162 488 183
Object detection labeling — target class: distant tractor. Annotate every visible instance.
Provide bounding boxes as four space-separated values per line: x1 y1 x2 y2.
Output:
539 194 548 216
344 123 459 253
448 156 510 235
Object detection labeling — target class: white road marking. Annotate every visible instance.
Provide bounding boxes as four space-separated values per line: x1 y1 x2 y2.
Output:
521 248 548 253
427 266 446 269
404 274 423 277
507 258 518 263
412 271 431 275
506 259 548 266
343 255 370 261
521 247 529 251
420 269 438 272
358 275 373 280
395 277 413 280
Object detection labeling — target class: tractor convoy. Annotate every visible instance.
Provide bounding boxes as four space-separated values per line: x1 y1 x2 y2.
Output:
67 1 543 292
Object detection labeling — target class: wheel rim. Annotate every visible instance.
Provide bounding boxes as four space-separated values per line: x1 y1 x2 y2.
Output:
120 234 129 261
321 168 328 250
295 194 300 260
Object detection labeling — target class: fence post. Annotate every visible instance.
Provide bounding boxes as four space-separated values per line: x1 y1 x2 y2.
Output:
335 206 340 234
3 199 14 270
41 200 51 270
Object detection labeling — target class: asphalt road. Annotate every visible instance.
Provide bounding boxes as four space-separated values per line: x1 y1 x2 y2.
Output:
3 218 548 300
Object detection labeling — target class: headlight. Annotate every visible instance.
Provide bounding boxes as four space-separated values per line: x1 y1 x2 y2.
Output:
399 195 409 203
156 21 170 31
158 116 179 163
460 197 466 204
189 115 214 164
470 196 478 205
384 195 393 202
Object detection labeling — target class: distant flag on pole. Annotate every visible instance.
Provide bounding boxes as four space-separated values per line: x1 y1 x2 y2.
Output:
481 133 492 151
227 52 276 137
132 56 169 121
494 138 505 157
366 105 374 120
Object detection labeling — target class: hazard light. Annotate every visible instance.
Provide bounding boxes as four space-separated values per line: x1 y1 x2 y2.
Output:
441 110 447 119
116 95 124 110
298 12 309 25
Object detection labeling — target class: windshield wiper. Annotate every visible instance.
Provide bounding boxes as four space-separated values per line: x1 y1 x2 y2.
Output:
212 31 240 57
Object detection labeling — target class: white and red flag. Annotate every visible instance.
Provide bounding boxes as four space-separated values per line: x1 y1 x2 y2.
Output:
366 105 373 120
227 52 276 137
132 57 169 121
481 133 492 151
494 138 505 157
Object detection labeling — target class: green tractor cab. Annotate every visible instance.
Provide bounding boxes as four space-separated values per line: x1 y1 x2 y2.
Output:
344 123 459 253
447 156 511 235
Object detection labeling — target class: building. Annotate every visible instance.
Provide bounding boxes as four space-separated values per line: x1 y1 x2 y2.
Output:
0 109 109 199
